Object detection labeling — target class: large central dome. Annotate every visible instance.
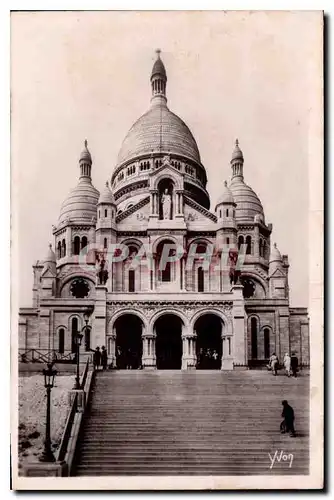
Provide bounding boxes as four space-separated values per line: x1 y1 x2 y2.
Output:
111 51 210 210
117 105 201 166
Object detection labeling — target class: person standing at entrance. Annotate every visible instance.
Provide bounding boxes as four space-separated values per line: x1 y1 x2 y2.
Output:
290 352 299 377
101 346 108 370
93 346 101 371
280 400 296 437
283 353 291 377
269 352 279 376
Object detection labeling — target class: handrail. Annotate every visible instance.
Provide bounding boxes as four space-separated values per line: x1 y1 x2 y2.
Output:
57 392 78 462
80 358 90 389
19 348 76 364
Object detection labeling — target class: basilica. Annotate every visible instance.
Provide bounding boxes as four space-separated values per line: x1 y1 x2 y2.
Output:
18 52 309 370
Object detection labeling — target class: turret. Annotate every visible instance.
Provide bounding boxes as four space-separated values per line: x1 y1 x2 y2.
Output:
215 181 237 249
150 49 167 107
96 181 117 251
41 244 57 298
269 243 288 299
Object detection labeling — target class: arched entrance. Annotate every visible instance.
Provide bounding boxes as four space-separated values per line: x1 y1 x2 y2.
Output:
195 314 222 369
155 314 182 369
114 314 143 369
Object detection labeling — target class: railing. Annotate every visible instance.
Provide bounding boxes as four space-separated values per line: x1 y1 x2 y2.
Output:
57 393 78 462
80 357 90 389
19 349 76 364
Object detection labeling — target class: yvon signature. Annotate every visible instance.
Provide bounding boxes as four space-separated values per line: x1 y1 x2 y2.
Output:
268 450 294 469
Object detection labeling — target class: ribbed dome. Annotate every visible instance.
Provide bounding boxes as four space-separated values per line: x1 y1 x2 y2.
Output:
58 178 99 225
269 242 282 263
79 140 92 163
98 181 115 205
216 181 235 207
230 178 264 222
117 105 201 166
44 243 56 263
232 139 243 161
151 54 166 79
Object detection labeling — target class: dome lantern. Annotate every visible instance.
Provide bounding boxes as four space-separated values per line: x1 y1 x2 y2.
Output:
231 138 244 180
79 139 92 180
150 49 167 107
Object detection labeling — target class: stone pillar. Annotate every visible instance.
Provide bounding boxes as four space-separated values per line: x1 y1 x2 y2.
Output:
278 307 290 360
108 332 116 367
221 335 233 370
142 333 156 369
93 285 107 348
181 326 196 370
231 284 247 368
66 226 72 257
254 224 260 259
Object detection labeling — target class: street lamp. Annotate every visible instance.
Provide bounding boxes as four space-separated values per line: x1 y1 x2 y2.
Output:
73 330 84 389
39 362 57 463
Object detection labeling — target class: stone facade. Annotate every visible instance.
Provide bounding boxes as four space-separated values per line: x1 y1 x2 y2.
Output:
18 52 309 369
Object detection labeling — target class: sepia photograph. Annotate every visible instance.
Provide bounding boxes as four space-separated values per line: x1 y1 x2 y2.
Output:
11 10 323 490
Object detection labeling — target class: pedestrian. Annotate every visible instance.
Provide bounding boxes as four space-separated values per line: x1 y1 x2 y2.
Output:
283 352 291 377
269 352 279 376
280 400 296 437
101 345 108 370
290 352 299 377
93 346 101 371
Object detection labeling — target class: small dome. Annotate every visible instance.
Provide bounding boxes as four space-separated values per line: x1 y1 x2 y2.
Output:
98 181 115 205
230 177 264 223
269 242 282 263
151 50 167 80
58 178 100 225
231 138 244 162
44 243 56 263
79 140 92 163
216 181 235 207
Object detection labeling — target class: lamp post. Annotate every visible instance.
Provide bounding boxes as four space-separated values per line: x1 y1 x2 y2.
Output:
73 330 84 389
39 362 57 463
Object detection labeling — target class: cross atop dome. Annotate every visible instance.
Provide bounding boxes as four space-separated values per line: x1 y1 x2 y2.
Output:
155 48 161 57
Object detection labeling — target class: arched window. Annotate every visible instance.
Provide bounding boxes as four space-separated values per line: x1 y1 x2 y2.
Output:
85 326 91 352
251 317 258 359
71 317 78 354
58 328 65 354
259 239 263 257
264 328 270 359
129 269 135 292
98 210 101 218
81 236 88 250
226 237 230 245
238 235 244 250
219 210 222 218
246 236 252 255
226 209 229 217
198 267 204 292
57 241 61 259
263 241 267 259
61 239 66 258
104 209 108 217
162 261 171 282
73 236 80 255
104 237 108 249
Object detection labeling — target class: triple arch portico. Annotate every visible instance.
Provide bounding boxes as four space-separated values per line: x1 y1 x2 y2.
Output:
106 303 232 370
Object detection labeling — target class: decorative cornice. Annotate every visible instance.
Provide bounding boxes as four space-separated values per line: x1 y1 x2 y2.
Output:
116 196 150 223
114 180 149 201
184 195 217 222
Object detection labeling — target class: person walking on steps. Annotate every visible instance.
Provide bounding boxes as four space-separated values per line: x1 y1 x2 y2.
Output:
93 346 101 371
283 352 291 377
280 400 296 437
290 352 299 377
101 345 108 370
269 352 279 376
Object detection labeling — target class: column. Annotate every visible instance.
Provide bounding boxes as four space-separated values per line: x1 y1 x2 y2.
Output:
142 328 156 369
254 224 260 259
181 326 197 370
93 285 107 348
231 283 247 369
108 333 116 367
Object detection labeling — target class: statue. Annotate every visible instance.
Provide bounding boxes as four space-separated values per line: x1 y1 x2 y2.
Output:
96 253 109 285
161 189 172 220
229 249 241 286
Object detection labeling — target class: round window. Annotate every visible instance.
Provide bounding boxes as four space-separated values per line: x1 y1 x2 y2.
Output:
70 278 90 298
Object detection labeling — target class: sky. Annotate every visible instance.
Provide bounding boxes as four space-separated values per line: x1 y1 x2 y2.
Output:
11 10 322 307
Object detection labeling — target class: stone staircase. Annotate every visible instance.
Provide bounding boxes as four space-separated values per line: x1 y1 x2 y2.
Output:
74 370 309 476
